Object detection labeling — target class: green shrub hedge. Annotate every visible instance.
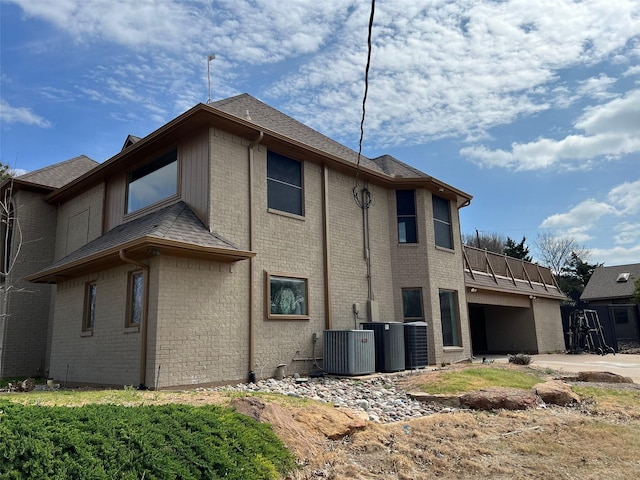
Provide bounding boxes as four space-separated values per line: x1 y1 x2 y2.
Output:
0 401 295 479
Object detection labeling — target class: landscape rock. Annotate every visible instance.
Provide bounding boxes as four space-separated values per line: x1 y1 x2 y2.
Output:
18 378 36 392
408 392 461 407
576 371 634 384
209 374 443 423
534 380 580 406
459 388 538 411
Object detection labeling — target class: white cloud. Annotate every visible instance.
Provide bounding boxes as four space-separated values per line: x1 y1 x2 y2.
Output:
590 244 640 266
613 222 640 245
540 199 616 229
461 89 640 170
576 74 617 100
538 179 640 264
607 179 640 215
0 99 52 128
8 0 640 145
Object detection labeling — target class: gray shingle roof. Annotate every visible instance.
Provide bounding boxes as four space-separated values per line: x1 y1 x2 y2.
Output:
17 155 98 188
209 94 388 175
580 263 640 301
371 154 429 178
29 202 250 281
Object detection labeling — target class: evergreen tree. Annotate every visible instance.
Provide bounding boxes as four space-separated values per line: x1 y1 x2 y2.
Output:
504 236 532 262
557 252 602 302
633 278 640 304
0 162 12 182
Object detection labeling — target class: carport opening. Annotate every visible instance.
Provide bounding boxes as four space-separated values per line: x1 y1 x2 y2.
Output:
469 303 538 356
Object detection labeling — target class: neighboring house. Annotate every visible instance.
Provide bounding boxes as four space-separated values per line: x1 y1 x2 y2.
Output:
2 94 565 388
0 156 99 378
579 264 640 349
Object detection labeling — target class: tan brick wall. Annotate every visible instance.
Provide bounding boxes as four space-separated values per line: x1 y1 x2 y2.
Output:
532 298 566 352
388 189 471 366
54 183 104 261
149 256 250 387
1 190 56 377
327 172 395 330
251 149 327 378
49 265 142 386
209 128 251 249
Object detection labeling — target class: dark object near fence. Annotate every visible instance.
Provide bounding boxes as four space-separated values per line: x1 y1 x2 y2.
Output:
567 309 615 355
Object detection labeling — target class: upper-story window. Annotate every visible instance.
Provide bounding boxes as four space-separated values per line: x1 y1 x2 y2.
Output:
396 190 417 243
433 194 453 249
267 151 303 216
127 149 178 214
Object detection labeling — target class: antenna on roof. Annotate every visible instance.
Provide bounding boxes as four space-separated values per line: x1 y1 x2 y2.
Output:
207 53 216 103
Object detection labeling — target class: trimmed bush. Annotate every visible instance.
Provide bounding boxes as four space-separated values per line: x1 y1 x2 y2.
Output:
0 401 295 479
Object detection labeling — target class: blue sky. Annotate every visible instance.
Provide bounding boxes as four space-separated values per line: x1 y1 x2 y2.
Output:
1 0 639 266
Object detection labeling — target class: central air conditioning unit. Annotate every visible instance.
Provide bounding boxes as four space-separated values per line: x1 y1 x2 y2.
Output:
404 321 429 369
323 330 375 375
361 322 405 372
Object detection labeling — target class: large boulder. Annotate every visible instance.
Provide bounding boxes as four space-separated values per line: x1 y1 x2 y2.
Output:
576 371 634 384
534 380 580 406
459 388 538 411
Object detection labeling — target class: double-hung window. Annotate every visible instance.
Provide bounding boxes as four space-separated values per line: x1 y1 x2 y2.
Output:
83 281 97 332
396 190 417 243
267 151 303 216
127 271 144 327
127 149 178 214
433 194 453 249
439 289 461 347
402 288 424 322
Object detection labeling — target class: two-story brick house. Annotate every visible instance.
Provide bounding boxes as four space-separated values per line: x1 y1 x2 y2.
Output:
4 94 478 388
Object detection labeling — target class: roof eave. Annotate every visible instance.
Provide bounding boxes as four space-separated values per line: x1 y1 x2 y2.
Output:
26 236 255 283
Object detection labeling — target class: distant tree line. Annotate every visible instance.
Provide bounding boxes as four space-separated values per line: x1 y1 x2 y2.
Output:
463 230 601 303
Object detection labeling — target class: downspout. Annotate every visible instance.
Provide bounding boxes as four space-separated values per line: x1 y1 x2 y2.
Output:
119 250 149 389
248 131 263 378
322 164 332 330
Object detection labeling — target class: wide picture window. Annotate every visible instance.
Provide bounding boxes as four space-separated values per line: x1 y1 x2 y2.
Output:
267 151 303 216
127 149 178 214
268 274 308 319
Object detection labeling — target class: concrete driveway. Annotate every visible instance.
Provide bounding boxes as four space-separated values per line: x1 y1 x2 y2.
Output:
482 353 640 383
